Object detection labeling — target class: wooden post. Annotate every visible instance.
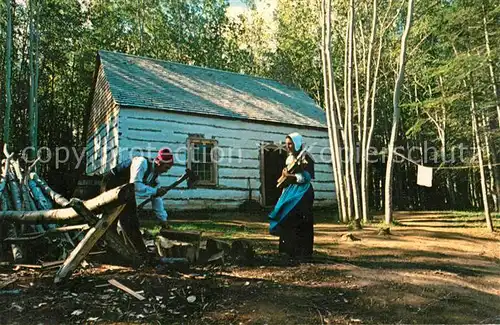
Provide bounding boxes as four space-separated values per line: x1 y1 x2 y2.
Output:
54 204 126 284
68 197 142 265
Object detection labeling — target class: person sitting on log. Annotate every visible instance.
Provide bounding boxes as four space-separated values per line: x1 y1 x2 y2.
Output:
269 132 315 261
101 148 174 254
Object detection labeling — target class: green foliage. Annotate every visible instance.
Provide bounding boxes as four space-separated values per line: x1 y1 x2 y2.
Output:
0 0 498 214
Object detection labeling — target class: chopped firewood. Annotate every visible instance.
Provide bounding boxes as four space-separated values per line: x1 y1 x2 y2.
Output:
13 264 43 269
198 238 231 264
230 240 255 262
206 239 231 255
207 251 224 264
108 279 145 301
155 236 199 263
41 260 64 269
341 233 361 241
0 277 17 289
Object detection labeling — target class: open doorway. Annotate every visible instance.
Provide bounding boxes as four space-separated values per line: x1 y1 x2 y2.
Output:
260 144 288 207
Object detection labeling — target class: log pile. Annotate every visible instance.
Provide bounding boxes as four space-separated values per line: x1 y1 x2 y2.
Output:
154 229 255 266
0 145 255 284
0 145 76 263
0 145 137 283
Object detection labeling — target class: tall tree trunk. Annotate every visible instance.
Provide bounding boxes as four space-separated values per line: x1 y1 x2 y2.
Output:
481 112 499 212
347 0 362 226
436 76 455 208
321 0 344 221
361 0 377 223
343 8 353 221
28 0 38 160
323 0 348 223
34 25 40 168
384 0 414 224
481 1 500 212
469 81 494 232
482 1 500 128
3 0 13 145
354 37 362 144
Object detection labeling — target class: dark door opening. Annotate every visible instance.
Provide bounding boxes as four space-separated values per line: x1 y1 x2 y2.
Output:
261 144 287 206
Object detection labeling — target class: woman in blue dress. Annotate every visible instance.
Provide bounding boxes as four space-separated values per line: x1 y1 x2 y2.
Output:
269 132 314 259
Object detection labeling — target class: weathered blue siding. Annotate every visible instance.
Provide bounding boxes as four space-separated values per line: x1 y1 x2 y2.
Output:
86 66 120 175
118 107 336 210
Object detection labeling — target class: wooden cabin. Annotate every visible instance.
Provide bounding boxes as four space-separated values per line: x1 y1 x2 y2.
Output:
86 50 335 210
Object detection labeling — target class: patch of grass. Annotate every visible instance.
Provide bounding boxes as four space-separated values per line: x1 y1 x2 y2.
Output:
141 220 260 240
143 225 162 236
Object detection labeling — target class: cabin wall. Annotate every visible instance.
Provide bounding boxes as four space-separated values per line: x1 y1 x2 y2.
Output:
85 66 120 175
118 107 336 210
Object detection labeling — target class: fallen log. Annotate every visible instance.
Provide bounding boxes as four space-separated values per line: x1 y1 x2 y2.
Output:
0 184 134 224
68 197 143 266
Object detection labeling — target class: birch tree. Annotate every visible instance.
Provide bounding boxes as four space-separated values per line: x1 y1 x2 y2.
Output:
384 0 415 224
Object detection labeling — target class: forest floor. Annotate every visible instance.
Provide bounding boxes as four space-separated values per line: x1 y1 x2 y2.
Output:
1 211 499 324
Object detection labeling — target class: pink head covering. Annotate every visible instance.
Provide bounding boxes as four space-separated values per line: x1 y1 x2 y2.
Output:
155 148 174 165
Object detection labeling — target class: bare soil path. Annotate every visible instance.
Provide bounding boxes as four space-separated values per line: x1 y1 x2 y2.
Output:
1 211 499 324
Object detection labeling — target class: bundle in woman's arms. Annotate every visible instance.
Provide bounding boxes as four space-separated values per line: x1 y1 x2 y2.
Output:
276 149 308 189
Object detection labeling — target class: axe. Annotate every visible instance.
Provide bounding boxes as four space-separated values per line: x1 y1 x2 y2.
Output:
137 168 198 211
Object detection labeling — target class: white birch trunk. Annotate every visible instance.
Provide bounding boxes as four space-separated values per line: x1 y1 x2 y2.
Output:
360 0 377 223
384 0 415 224
469 82 494 232
324 0 348 222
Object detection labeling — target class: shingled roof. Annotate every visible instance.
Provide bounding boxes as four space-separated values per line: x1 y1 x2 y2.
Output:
98 51 327 129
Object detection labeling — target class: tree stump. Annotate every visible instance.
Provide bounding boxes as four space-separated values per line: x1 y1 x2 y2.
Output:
159 229 202 243
230 240 254 262
155 236 199 263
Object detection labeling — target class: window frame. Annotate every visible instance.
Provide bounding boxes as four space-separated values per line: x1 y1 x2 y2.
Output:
187 137 219 187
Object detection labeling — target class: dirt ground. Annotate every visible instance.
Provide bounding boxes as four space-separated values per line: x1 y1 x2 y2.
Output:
1 211 499 324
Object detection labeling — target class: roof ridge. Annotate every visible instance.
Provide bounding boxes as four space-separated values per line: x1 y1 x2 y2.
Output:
98 50 303 92
96 50 327 128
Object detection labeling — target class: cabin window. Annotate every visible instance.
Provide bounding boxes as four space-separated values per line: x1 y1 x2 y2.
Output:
187 138 218 186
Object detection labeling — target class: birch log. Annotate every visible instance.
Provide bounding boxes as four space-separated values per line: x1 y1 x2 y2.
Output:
0 184 134 224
